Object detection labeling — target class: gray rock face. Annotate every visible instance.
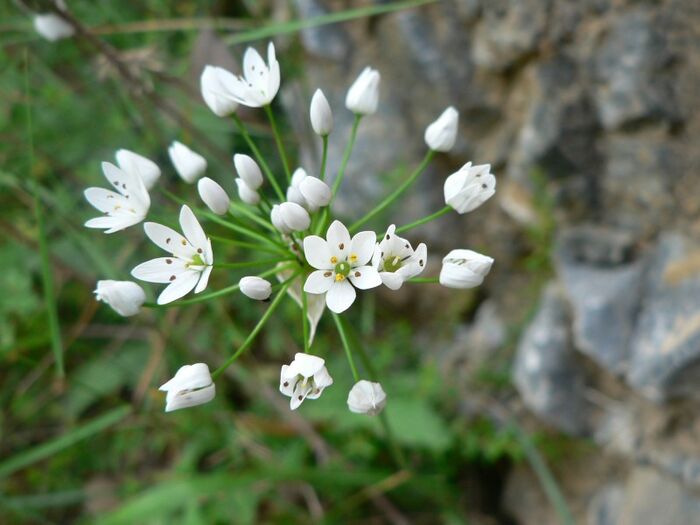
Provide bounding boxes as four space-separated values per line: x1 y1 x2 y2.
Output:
292 0 351 60
513 284 588 435
627 234 700 402
587 484 624 525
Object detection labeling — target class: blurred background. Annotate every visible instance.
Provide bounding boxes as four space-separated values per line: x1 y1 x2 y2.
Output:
2 0 700 524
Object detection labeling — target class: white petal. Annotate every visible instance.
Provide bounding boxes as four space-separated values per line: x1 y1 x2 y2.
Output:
131 257 188 283
303 236 333 270
266 42 280 103
243 46 267 86
326 220 351 258
116 149 161 190
348 265 382 290
326 280 356 314
194 265 213 294
143 222 197 260
84 216 137 234
349 231 377 266
84 187 124 213
379 271 405 290
157 270 201 304
179 205 208 251
165 383 215 412
160 363 213 392
290 353 326 378
304 270 334 294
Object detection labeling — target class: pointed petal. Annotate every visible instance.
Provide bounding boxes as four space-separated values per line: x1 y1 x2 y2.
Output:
179 205 208 251
157 270 201 304
194 265 212 293
131 257 188 283
348 266 382 290
326 280 356 314
84 187 124 213
143 222 197 260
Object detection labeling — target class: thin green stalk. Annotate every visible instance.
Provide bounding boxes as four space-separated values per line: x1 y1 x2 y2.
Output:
215 257 293 269
24 49 64 378
209 235 287 256
350 150 434 232
332 313 359 381
264 105 291 182
408 277 439 284
212 275 298 379
301 289 310 353
319 135 329 181
202 208 286 251
232 113 285 200
228 202 276 233
395 205 452 235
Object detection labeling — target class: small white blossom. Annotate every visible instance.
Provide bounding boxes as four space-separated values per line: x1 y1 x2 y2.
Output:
271 202 310 234
372 224 427 290
303 220 381 314
222 42 280 108
235 178 260 205
168 141 206 183
115 149 161 190
444 162 496 214
309 88 333 136
94 280 145 317
33 1 74 42
239 276 272 301
200 66 239 117
425 106 459 152
159 363 215 412
279 353 333 410
439 249 493 289
347 380 387 415
131 205 213 305
84 161 150 234
345 67 380 115
233 153 263 190
286 168 331 213
197 177 230 215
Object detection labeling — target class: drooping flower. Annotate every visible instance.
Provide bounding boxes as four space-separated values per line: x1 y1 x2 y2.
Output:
345 67 380 115
159 363 215 412
279 353 333 410
286 168 331 213
303 220 381 313
239 276 272 301
372 224 427 290
94 280 145 317
197 177 230 215
168 141 207 183
425 106 459 152
33 1 74 41
223 42 280 108
200 66 239 117
84 161 150 234
115 149 160 190
277 264 326 346
310 88 333 136
271 202 311 234
233 154 264 190
444 162 496 214
235 178 260 205
439 249 493 289
131 205 213 305
347 380 387 415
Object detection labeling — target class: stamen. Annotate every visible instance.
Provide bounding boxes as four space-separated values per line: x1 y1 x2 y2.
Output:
335 274 345 282
349 253 358 262
181 240 187 246
330 256 338 264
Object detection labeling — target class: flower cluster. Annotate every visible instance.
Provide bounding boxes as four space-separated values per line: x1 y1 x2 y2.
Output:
84 42 496 416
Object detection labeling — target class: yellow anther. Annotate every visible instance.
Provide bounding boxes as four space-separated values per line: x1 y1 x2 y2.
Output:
330 256 338 264
335 273 345 282
349 253 358 262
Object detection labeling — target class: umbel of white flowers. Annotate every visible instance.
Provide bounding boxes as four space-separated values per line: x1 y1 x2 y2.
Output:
279 353 333 410
168 141 207 183
347 380 387 415
94 280 145 317
439 249 494 289
160 363 215 412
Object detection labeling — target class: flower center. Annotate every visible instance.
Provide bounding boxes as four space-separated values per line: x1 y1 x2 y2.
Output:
334 261 351 278
189 253 206 267
383 255 403 273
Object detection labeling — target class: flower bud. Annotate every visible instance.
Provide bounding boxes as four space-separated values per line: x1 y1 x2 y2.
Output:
439 249 494 289
286 168 308 206
347 380 387 415
200 66 239 117
239 276 272 301
159 363 216 412
271 202 311 234
115 149 161 190
425 106 459 152
168 141 206 183
233 154 263 190
94 280 146 317
235 178 260 205
345 67 380 115
299 176 331 211
197 177 230 215
443 162 496 214
33 1 74 42
309 89 333 136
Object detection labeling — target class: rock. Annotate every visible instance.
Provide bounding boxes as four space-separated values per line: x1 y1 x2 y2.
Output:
555 226 645 375
291 0 351 61
587 484 624 525
513 283 589 434
627 234 700 401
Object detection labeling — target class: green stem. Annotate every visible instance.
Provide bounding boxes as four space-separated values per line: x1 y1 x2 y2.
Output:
232 113 285 201
319 135 329 182
209 235 287 256
395 205 452 235
202 208 286 251
228 202 276 233
408 277 439 284
350 150 434 232
264 104 291 183
301 290 310 353
332 313 359 381
216 257 293 269
212 275 297 379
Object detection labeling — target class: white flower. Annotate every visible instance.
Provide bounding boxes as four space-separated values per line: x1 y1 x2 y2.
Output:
239 276 272 301
233 154 263 190
115 149 161 190
286 168 331 213
159 363 215 412
131 205 213 305
200 66 239 117
310 88 333 136
197 177 230 215
84 161 150 234
223 42 280 108
439 249 494 289
279 353 333 410
271 202 310 234
94 280 145 317
345 67 380 115
235 178 260 205
303 220 382 314
347 380 387 415
425 106 459 152
168 141 206 183
444 162 496 214
33 1 74 42
372 224 427 290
